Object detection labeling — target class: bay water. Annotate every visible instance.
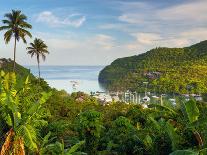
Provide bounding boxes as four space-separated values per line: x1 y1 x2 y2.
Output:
26 66 105 94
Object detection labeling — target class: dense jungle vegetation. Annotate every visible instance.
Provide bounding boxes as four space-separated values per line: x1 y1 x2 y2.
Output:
99 40 207 94
1 65 207 155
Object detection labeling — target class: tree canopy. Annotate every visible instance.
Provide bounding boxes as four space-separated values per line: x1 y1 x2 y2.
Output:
99 40 207 94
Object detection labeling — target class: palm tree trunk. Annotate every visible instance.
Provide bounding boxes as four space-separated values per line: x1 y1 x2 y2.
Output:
13 37 17 72
37 56 40 83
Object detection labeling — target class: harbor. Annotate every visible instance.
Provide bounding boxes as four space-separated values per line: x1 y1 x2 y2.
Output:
91 90 203 105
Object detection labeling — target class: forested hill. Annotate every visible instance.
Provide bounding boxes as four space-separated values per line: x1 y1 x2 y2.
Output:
0 58 32 77
98 40 207 94
0 58 51 91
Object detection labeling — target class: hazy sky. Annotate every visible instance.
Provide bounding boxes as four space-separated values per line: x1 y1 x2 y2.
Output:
0 0 207 66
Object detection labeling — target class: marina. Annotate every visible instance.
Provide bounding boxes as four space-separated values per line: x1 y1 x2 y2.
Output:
91 91 203 105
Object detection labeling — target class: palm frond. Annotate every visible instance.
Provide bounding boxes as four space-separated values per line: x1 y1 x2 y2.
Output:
19 28 32 38
41 54 46 61
1 10 32 44
4 30 13 44
18 13 27 21
30 43 36 48
27 38 49 62
65 141 85 155
19 21 32 29
2 19 12 25
17 124 38 151
26 47 35 50
27 50 35 58
41 132 51 147
0 25 11 31
4 13 13 22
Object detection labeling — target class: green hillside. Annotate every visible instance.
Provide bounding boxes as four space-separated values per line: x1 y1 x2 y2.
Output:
99 40 207 94
0 58 51 91
0 58 32 77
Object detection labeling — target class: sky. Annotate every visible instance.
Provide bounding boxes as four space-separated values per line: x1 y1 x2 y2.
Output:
0 0 207 66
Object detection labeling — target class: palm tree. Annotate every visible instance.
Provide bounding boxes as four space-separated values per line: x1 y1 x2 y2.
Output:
27 38 49 80
0 10 32 72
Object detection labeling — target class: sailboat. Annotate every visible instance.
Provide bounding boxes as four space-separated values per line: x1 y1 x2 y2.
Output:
142 81 150 102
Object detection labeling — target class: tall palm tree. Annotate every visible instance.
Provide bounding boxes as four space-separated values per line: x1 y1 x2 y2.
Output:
27 38 49 80
0 10 32 72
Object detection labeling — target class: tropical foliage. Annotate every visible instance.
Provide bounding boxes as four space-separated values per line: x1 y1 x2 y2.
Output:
0 10 32 71
1 53 207 155
99 41 207 94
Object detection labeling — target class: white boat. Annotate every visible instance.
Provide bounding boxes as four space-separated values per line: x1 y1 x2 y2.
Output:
142 96 150 102
152 95 159 99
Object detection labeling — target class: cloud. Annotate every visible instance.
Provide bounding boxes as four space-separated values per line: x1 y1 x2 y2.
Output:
117 1 155 25
158 1 207 22
36 11 86 28
126 32 162 51
44 34 115 51
109 0 207 52
125 27 207 52
181 28 207 39
27 32 121 65
117 0 207 27
125 36 189 51
91 34 116 50
131 33 162 44
118 14 144 24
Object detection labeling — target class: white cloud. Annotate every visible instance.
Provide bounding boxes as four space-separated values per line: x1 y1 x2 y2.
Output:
36 11 86 28
181 28 207 41
126 32 161 51
111 0 207 53
118 14 144 24
125 27 207 52
117 1 155 25
131 33 162 44
91 34 115 50
25 32 121 65
160 38 190 48
116 0 207 31
125 36 189 51
158 1 207 22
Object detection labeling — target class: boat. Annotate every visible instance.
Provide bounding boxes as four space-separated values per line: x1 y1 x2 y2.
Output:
142 96 150 102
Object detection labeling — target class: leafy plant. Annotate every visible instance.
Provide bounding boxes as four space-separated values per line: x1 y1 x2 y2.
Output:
0 71 51 154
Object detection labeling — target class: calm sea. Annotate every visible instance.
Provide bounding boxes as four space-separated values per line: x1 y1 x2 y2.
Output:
26 66 105 94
